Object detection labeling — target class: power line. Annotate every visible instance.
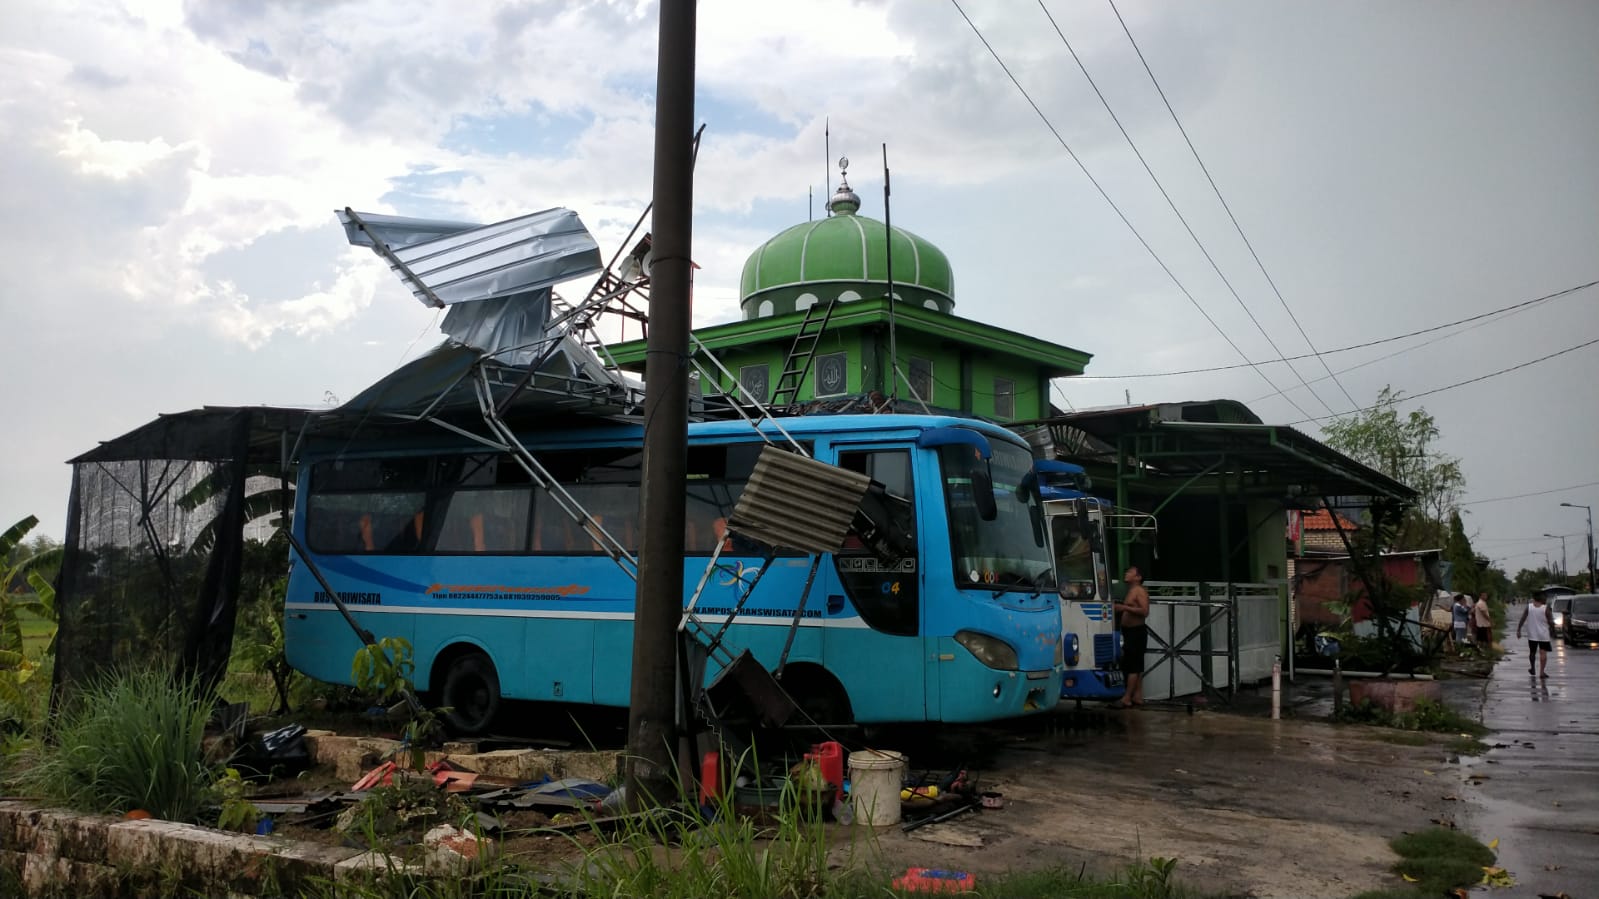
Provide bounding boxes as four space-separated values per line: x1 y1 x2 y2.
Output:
1475 532 1584 543
1459 480 1599 507
948 0 1314 422
1034 1 1336 416
1106 0 1358 412
1289 334 1599 425
1243 277 1561 404
1074 278 1595 379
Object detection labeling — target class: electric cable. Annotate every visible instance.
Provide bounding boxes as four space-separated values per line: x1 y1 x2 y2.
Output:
1459 480 1599 507
1106 0 1359 411
1289 334 1599 425
949 0 1314 422
1036 0 1337 416
1241 277 1561 404
1074 278 1595 379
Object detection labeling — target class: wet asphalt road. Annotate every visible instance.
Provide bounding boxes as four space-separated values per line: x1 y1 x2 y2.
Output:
1467 636 1599 898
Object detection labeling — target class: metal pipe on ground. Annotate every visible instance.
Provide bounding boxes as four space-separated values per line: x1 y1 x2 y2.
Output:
1295 668 1435 680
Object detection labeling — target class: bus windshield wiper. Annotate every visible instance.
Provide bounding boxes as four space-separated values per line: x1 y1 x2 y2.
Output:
991 571 1045 598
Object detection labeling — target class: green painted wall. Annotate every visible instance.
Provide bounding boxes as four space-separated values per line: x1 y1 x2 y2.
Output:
684 324 1060 421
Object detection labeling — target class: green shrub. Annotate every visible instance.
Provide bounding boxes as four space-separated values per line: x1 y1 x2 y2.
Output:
25 667 222 821
1389 828 1494 867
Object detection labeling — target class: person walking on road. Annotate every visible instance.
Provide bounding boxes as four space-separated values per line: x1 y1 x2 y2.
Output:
1473 592 1494 647
1113 566 1150 708
1516 593 1556 678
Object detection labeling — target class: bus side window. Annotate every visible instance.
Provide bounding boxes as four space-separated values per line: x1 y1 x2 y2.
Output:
833 449 918 637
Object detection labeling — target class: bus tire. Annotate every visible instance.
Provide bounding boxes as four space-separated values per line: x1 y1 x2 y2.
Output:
781 665 853 728
440 652 500 736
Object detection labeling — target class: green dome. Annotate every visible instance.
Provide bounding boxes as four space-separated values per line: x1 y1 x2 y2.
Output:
738 181 954 320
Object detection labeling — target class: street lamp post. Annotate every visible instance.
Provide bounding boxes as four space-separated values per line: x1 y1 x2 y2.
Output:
1543 533 1568 577
1560 502 1595 592
1533 550 1552 580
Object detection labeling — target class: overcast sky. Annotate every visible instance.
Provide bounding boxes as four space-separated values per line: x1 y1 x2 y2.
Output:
3 1 1595 576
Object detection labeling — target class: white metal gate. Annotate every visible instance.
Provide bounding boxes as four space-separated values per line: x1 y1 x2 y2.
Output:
1138 581 1284 702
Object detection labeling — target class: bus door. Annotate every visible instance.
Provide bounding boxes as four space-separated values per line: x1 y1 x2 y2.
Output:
826 443 925 721
1049 501 1116 685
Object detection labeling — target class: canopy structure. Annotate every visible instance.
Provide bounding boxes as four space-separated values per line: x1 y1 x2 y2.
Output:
1018 399 1416 584
52 207 645 700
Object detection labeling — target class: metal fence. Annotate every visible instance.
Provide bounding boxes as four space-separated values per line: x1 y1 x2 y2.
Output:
1139 581 1285 702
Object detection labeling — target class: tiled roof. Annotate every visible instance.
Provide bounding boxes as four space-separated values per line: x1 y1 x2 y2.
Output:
1301 509 1359 531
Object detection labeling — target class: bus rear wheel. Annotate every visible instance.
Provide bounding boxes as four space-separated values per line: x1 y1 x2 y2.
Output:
781 665 853 729
440 652 500 736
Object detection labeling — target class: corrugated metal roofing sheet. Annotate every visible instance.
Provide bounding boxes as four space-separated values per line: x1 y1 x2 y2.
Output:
728 447 872 554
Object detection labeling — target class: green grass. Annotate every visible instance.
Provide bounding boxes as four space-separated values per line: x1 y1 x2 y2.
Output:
1337 698 1488 738
13 604 53 654
1353 826 1496 897
974 858 1214 898
1389 829 1494 866
23 667 222 821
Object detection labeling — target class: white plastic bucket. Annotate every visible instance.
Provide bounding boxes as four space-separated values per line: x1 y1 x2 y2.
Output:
848 749 906 826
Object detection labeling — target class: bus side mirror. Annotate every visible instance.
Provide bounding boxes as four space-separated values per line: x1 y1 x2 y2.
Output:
1072 499 1093 538
971 468 998 521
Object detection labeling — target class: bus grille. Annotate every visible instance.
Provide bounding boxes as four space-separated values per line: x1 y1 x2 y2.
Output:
1094 633 1119 667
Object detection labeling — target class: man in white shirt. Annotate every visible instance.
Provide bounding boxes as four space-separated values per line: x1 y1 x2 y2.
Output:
1516 594 1556 678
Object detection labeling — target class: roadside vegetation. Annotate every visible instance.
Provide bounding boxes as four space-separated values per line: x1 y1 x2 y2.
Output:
20 667 221 821
1337 697 1488 738
1351 826 1501 898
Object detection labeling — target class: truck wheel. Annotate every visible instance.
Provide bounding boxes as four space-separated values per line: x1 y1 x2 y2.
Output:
441 652 500 736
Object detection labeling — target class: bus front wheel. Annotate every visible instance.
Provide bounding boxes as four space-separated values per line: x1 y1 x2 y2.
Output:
440 652 500 736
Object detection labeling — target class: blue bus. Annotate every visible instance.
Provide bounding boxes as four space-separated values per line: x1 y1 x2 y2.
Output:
283 414 1063 733
1036 460 1122 702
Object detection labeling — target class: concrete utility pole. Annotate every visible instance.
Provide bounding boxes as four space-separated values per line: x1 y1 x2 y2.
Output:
626 0 695 809
1544 534 1568 577
1560 503 1595 592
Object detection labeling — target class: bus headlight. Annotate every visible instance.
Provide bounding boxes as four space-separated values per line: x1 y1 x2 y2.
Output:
955 631 1019 671
1063 633 1080 667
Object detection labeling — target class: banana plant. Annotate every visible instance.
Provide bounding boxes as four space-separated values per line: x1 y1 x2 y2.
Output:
0 516 62 712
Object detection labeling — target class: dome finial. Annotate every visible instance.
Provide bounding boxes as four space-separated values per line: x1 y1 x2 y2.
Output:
828 155 860 215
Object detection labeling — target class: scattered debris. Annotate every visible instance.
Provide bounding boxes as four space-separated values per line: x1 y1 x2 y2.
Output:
423 823 497 872
1479 865 1514 887
892 867 976 894
910 825 984 848
901 800 977 833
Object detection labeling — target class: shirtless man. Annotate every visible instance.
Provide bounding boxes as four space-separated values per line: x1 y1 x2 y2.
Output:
1112 565 1151 708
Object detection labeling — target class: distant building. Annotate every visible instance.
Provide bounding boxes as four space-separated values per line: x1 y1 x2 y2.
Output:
1294 509 1361 555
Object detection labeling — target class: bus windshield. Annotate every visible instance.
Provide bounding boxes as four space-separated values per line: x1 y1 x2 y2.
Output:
941 441 1054 593
1052 516 1097 599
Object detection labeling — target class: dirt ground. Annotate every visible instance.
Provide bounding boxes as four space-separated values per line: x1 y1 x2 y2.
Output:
247 699 1470 898
836 708 1469 898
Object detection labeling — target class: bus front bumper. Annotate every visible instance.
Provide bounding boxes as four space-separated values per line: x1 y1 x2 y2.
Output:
1061 668 1124 701
938 650 1062 722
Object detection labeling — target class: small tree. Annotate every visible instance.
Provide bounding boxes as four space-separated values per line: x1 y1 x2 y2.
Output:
1442 511 1482 595
1322 387 1465 552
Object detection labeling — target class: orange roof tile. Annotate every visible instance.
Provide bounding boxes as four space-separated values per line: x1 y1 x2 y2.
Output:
1301 509 1359 531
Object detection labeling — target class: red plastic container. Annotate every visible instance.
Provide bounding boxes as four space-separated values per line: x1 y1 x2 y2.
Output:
699 750 721 805
806 741 845 800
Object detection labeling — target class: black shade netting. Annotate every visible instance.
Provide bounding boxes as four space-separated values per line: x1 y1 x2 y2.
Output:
52 411 254 702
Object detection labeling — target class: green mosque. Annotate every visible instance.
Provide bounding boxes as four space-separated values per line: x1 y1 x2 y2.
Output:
609 163 1091 421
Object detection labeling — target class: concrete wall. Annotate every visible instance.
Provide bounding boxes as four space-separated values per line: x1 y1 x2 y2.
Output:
0 802 374 898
